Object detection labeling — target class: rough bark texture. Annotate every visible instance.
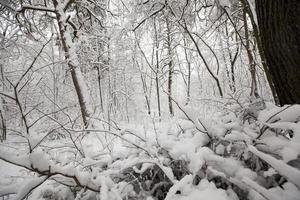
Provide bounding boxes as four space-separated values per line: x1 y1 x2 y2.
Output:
241 0 278 103
256 0 300 105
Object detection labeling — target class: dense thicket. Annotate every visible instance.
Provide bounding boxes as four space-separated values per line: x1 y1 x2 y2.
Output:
0 1 299 200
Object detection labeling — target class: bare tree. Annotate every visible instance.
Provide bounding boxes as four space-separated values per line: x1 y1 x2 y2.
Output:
15 0 108 126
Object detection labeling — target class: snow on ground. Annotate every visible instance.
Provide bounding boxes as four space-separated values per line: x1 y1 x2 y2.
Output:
0 160 24 185
0 102 300 200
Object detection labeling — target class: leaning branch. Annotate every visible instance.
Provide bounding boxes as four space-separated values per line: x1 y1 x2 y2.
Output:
18 5 55 13
165 92 212 140
133 4 165 31
16 36 52 90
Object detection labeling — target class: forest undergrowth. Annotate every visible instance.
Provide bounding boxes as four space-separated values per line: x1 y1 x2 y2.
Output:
1 0 300 199
1 98 300 200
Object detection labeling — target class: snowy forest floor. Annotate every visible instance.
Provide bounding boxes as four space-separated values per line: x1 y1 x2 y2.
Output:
1 98 300 200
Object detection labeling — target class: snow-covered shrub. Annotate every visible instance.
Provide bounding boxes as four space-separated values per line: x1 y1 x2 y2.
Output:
0 99 299 200
38 185 74 200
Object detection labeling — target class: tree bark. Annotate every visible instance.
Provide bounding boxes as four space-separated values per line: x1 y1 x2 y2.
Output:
96 66 104 112
183 37 191 104
166 16 174 116
240 0 278 103
243 6 259 98
53 0 91 127
256 0 300 105
154 18 161 120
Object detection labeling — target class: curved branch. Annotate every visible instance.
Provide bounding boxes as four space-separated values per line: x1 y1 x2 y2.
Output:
178 20 223 97
133 4 166 31
18 5 55 13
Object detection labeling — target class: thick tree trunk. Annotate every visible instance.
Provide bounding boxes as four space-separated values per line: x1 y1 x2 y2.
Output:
241 0 278 103
256 0 300 105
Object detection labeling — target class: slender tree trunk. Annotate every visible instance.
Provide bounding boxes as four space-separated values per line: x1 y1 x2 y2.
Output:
107 41 112 131
96 35 104 113
166 17 174 116
96 66 104 112
154 18 161 120
219 29 232 93
148 68 153 109
225 23 238 93
183 37 191 104
0 110 6 141
167 60 173 115
122 68 130 122
256 0 300 105
155 71 161 119
113 69 117 113
0 63 6 141
53 0 91 127
181 21 223 97
243 6 259 98
51 23 58 119
136 59 151 115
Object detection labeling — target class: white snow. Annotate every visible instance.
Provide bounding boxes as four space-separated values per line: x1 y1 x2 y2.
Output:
248 145 300 189
0 176 48 200
166 177 231 200
242 177 281 200
29 149 50 171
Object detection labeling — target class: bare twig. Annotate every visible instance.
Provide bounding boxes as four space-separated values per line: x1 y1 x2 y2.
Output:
256 105 293 139
133 4 166 31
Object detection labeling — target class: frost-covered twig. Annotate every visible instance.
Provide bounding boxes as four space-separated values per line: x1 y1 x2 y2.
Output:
0 92 15 101
28 106 72 129
38 112 85 157
242 177 281 200
0 176 49 200
132 3 166 31
18 5 55 13
0 151 101 193
248 145 300 189
120 129 146 143
70 129 151 156
168 94 212 139
257 105 293 139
